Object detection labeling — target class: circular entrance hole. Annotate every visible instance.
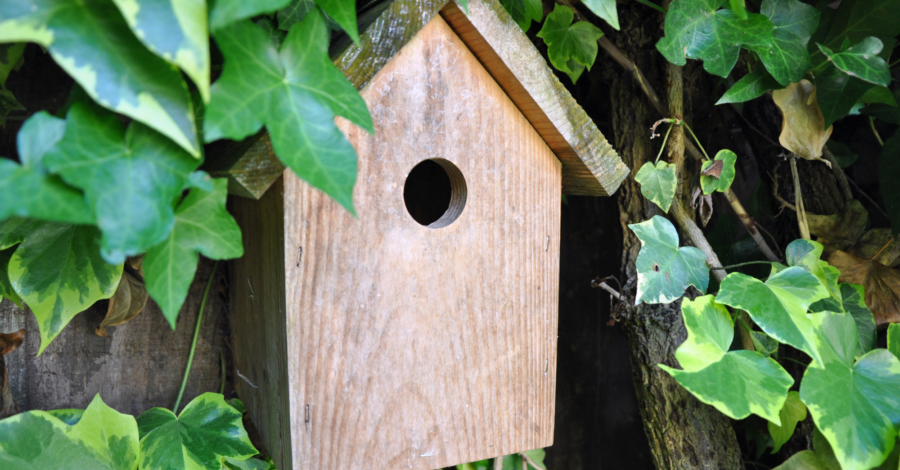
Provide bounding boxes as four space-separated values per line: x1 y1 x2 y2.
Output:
403 159 467 228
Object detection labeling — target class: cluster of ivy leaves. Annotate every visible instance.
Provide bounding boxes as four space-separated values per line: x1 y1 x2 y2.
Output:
0 0 372 352
632 216 900 470
0 393 276 470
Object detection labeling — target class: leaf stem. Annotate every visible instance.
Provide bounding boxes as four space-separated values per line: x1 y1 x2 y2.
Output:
680 121 711 161
654 124 674 164
779 355 809 368
870 117 884 146
709 260 774 270
174 260 219 413
634 0 668 13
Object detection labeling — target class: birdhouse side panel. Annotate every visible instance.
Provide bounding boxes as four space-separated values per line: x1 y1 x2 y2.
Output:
283 16 561 470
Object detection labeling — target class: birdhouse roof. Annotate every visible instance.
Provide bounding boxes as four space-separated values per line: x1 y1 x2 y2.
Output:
334 0 629 196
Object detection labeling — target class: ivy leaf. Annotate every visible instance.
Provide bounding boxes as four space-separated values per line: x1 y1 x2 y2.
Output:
700 149 737 195
825 141 857 169
889 323 900 361
772 80 833 163
839 283 876 359
752 331 780 357
0 0 200 156
716 67 781 105
0 394 139 470
47 409 84 426
205 12 372 214
499 0 543 31
0 217 44 250
0 113 93 225
629 216 709 304
656 0 774 77
768 391 807 454
718 267 829 365
818 37 891 87
110 0 211 103
537 5 604 83
44 104 199 264
137 393 257 470
800 311 900 470
815 63 874 129
209 0 291 31
660 295 793 423
310 0 360 44
746 0 819 86
863 88 900 125
8 223 123 353
277 0 317 31
785 239 842 309
880 132 900 234
143 179 243 328
0 248 22 309
819 0 900 52
582 0 619 30
634 161 676 212
222 457 277 470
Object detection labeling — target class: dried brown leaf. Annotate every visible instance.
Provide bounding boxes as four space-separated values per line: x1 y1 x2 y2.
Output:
772 80 833 165
807 200 868 254
849 228 900 267
700 160 724 179
692 187 714 227
0 329 24 419
0 329 24 356
828 250 900 327
96 271 148 337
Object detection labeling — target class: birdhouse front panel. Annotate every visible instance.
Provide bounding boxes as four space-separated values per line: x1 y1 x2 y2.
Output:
277 15 561 470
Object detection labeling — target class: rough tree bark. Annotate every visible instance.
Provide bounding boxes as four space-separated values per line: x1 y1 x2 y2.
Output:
600 5 744 469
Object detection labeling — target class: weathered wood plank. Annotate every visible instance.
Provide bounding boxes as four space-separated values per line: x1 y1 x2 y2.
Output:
205 132 285 200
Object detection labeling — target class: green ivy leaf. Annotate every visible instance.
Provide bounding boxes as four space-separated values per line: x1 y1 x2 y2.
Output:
222 457 277 470
537 5 604 83
137 393 257 470
718 267 829 365
634 161 676 212
499 0 543 31
800 311 900 470
861 85 898 107
879 132 900 235
110 0 211 103
716 67 781 105
660 295 793 423
8 222 123 353
818 37 892 87
277 0 317 31
44 104 199 264
0 217 44 250
143 179 243 328
815 63 874 129
700 149 736 195
752 331 779 357
750 0 819 86
769 391 807 454
582 0 619 30
311 0 360 44
0 113 93 225
889 323 900 361
629 216 709 304
205 11 372 214
47 409 85 426
0 247 22 309
818 0 900 53
825 140 857 168
0 0 200 157
209 0 292 31
839 283 876 359
0 394 139 470
862 88 900 125
656 0 774 77
785 239 842 310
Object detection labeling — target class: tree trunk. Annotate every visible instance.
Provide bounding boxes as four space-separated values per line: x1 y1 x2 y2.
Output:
601 6 744 468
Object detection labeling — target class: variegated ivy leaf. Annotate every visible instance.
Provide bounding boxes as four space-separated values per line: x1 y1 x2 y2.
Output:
44 104 199 265
768 391 807 454
137 393 257 470
818 37 892 88
9 222 123 353
839 283 876 359
800 311 900 470
212 0 359 43
0 247 22 309
629 216 709 304
205 10 372 213
634 161 676 212
716 67 781 105
0 394 139 469
718 267 829 365
749 0 819 87
222 457 277 470
656 0 774 78
143 179 243 328
111 0 211 103
536 4 604 83
660 295 793 423
0 112 93 225
47 409 85 426
582 0 619 30
786 239 842 312
889 323 900 361
0 0 200 156
700 149 736 195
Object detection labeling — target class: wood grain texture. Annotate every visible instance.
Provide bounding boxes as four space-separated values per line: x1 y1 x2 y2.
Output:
439 0 628 196
206 132 286 200
232 16 562 470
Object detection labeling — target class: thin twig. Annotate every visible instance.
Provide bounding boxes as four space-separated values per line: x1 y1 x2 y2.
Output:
790 157 811 239
634 0 668 13
592 280 622 299
494 457 503 470
870 117 885 146
174 260 219 413
821 146 853 203
709 260 775 270
520 452 547 470
845 176 890 219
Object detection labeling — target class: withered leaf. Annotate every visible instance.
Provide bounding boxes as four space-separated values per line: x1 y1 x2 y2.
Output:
772 80 833 165
692 187 714 227
828 250 900 327
807 200 868 254
0 329 24 419
0 329 24 356
849 228 900 267
96 270 148 338
701 160 724 179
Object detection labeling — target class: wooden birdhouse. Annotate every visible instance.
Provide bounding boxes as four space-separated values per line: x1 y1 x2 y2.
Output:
226 0 628 468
